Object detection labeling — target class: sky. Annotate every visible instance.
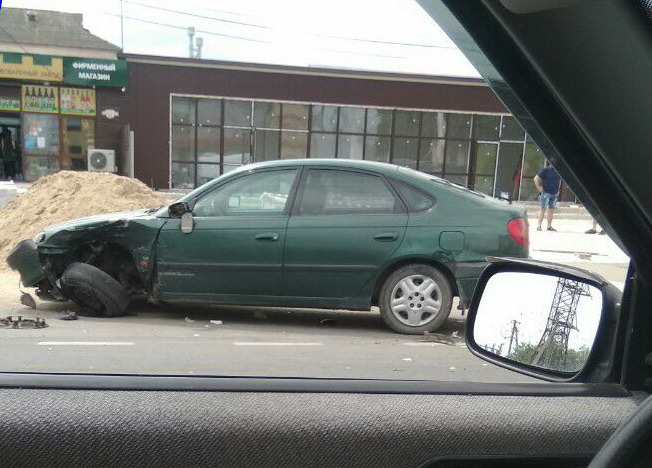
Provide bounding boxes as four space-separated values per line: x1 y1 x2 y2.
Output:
1 0 480 77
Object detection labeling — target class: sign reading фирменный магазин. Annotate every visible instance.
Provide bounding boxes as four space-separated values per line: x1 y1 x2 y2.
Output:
0 52 126 88
63 58 127 88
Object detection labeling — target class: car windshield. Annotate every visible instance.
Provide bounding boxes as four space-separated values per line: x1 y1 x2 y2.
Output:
0 0 628 383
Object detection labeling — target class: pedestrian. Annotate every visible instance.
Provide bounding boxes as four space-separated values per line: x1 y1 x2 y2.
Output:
534 162 562 231
586 219 606 235
0 127 16 180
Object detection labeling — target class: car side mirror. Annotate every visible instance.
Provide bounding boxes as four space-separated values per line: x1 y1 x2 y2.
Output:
168 201 191 218
466 258 622 382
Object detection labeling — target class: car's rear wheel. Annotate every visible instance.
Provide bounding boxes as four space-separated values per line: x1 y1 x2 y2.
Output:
379 264 452 334
60 262 130 317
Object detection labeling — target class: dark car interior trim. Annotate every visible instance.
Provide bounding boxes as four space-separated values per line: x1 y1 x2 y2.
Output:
0 372 631 396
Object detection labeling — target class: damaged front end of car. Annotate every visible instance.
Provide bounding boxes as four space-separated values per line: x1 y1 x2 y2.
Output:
6 210 165 316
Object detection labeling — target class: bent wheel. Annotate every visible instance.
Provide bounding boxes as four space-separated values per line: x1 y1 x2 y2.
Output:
379 264 452 334
60 262 130 317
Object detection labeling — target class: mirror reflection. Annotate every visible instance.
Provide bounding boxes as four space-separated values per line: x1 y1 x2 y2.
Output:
474 272 603 373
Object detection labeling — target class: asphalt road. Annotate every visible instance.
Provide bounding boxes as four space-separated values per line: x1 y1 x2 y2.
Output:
0 219 628 382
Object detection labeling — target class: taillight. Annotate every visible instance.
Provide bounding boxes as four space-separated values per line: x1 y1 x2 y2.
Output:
508 218 528 247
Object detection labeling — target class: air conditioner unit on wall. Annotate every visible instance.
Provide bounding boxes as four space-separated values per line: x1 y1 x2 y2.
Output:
87 149 116 173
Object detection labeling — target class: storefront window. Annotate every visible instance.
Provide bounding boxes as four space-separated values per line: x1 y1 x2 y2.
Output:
281 131 307 158
473 115 500 140
418 139 445 174
366 109 392 135
501 115 526 141
473 142 498 195
365 136 390 162
172 98 195 125
282 104 308 130
445 113 472 139
338 107 365 134
170 97 552 194
520 141 545 201
22 155 59 181
254 130 280 161
421 112 446 138
494 142 523 200
253 102 280 129
171 162 195 189
171 126 195 162
310 133 336 158
225 100 252 127
196 127 220 163
197 99 221 126
337 134 363 159
394 111 420 137
392 137 418 168
311 105 338 132
23 113 59 156
444 140 470 174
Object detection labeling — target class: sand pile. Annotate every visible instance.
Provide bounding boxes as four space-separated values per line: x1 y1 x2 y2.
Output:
0 171 169 268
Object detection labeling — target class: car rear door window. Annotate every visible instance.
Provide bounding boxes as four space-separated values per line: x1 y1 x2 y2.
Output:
193 169 297 217
392 180 435 212
297 169 402 215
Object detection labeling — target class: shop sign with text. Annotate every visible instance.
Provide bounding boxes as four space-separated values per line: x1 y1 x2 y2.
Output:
64 58 127 88
60 87 96 116
0 53 63 82
22 85 59 113
0 97 20 112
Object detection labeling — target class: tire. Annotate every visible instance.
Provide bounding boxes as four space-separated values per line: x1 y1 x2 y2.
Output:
60 262 130 317
379 264 453 335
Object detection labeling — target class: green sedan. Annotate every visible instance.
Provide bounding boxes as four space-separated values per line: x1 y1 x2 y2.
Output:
7 160 528 334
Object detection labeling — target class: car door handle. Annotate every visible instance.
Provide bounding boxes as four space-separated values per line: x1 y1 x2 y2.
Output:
255 232 280 241
373 232 399 242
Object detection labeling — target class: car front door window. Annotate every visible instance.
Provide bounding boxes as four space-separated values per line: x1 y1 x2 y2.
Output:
193 169 296 217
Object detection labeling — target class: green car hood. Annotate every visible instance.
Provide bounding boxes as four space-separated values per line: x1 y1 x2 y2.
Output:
43 210 153 236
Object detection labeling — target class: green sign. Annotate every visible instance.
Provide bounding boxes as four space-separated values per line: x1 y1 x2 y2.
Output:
0 97 20 111
63 58 127 88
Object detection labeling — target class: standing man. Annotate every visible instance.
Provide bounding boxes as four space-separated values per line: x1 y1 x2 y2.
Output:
534 162 562 231
0 127 16 180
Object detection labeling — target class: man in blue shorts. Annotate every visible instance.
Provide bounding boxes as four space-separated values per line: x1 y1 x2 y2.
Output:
534 162 562 231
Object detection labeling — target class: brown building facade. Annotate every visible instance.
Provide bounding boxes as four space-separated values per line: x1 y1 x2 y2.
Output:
122 54 568 202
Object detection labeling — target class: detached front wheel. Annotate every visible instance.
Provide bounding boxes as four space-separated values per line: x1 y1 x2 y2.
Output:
60 262 130 317
379 264 452 334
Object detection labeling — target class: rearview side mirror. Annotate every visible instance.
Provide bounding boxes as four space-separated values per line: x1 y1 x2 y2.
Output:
168 201 191 218
466 258 622 382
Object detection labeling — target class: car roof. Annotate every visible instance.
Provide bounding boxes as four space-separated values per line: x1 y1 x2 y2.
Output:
229 158 403 176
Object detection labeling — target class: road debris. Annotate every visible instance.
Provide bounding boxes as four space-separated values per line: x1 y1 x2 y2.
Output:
58 311 78 321
0 315 47 329
20 292 37 309
319 318 337 326
210 320 223 326
418 331 459 345
184 317 195 323
402 357 413 362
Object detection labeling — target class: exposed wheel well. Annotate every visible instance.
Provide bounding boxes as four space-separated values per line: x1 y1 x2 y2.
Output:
371 259 458 306
72 242 144 294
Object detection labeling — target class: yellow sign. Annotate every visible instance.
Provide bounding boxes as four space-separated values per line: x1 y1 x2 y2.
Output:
60 87 96 116
22 85 59 113
0 54 63 82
